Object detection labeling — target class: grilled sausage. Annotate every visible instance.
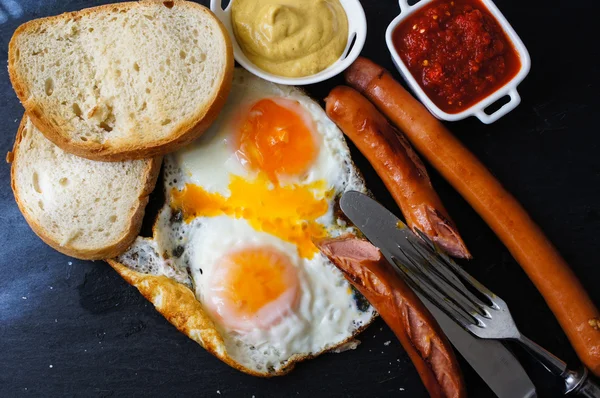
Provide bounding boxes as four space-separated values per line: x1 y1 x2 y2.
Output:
325 86 470 259
344 57 600 376
316 235 466 398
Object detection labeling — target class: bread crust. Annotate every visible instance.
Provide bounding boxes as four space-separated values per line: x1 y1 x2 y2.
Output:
106 258 373 377
9 117 162 260
8 0 234 162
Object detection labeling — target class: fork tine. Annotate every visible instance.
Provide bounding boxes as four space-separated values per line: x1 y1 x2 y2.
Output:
408 236 467 290
466 323 485 335
399 243 488 320
413 229 502 310
390 251 482 328
391 256 476 329
438 251 501 310
407 238 491 317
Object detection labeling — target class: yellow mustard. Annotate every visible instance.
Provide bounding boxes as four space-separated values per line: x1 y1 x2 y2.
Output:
231 0 349 78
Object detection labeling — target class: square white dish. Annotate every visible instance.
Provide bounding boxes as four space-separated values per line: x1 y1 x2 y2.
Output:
386 0 531 124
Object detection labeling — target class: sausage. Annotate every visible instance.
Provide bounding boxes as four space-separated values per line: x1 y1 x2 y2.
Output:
345 57 600 376
316 235 466 398
325 86 470 259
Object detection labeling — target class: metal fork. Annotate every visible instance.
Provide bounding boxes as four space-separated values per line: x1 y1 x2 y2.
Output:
390 229 600 397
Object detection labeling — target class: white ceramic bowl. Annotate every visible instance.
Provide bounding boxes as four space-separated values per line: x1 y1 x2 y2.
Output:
386 0 531 124
210 0 367 86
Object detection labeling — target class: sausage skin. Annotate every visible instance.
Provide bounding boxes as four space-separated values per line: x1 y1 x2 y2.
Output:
325 86 470 259
316 236 465 398
345 57 600 375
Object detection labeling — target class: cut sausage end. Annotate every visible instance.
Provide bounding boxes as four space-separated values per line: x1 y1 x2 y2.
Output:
316 236 466 398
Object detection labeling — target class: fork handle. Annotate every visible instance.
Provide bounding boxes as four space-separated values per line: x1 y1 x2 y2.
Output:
518 334 567 375
564 368 600 397
518 335 600 396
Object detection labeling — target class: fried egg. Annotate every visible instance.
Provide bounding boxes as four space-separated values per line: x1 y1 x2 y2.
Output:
116 69 375 375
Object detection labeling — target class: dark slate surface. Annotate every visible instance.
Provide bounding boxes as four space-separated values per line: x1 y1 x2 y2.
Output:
1 1 598 397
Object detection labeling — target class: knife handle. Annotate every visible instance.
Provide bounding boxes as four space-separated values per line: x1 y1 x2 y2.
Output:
517 335 599 397
566 368 600 397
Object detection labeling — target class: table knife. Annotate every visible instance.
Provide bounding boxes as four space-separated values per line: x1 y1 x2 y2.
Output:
340 191 537 398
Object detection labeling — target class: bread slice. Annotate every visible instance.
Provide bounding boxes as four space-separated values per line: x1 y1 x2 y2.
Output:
8 0 233 161
8 116 161 260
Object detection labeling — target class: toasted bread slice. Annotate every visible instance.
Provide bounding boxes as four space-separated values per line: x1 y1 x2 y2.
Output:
9 116 161 260
8 1 233 161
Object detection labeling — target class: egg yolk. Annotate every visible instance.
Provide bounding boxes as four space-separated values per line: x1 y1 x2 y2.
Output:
235 98 319 183
206 246 300 331
171 175 330 258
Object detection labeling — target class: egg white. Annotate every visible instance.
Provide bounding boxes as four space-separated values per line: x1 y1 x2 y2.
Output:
174 69 360 196
118 69 375 374
183 215 372 372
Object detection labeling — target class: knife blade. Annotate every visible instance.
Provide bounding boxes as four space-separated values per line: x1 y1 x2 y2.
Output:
340 191 537 398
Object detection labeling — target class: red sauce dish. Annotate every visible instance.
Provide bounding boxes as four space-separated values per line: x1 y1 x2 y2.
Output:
385 0 531 123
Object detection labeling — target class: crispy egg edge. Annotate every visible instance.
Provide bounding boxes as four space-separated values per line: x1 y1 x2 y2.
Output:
106 224 376 377
106 79 378 376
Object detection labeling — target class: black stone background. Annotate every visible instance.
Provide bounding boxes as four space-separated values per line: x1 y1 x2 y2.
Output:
1 0 598 397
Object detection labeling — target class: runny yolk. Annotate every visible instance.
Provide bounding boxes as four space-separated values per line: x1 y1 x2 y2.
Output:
235 98 319 183
207 246 300 331
206 246 300 331
171 175 330 258
225 249 289 315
